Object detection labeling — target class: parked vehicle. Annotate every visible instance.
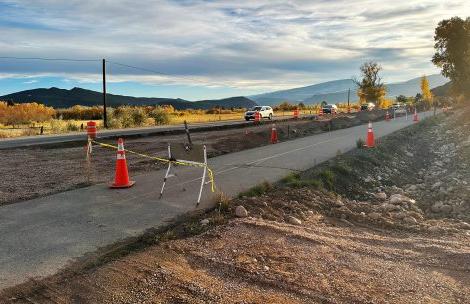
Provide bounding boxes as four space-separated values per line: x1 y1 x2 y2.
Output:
390 103 406 114
360 103 376 111
322 104 338 114
244 106 273 121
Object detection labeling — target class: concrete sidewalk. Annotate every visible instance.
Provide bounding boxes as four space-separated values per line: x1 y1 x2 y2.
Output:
0 111 435 289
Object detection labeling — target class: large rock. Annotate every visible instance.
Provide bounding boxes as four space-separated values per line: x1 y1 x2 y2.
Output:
369 212 382 220
389 194 415 205
403 216 418 225
375 192 387 200
235 205 248 218
287 216 302 225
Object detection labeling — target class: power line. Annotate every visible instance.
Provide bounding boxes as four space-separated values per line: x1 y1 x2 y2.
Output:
108 60 229 87
0 56 231 87
0 56 100 62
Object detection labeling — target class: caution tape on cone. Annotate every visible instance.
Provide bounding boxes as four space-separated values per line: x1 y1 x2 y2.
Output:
88 139 216 193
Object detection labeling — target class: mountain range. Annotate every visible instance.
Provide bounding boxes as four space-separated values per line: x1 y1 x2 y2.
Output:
0 87 257 110
0 74 449 109
249 74 448 105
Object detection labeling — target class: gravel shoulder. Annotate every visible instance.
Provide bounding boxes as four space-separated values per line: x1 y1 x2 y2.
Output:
1 108 469 303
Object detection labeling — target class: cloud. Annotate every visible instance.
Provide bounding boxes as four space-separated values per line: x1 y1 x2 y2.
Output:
0 0 468 95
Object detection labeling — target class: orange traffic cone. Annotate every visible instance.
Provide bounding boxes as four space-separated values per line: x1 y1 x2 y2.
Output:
365 122 375 148
110 138 135 188
293 108 299 119
318 107 323 116
270 124 278 144
413 108 419 122
385 111 391 121
254 111 261 123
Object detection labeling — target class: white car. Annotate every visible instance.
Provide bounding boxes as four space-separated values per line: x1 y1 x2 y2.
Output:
244 106 273 121
322 104 338 114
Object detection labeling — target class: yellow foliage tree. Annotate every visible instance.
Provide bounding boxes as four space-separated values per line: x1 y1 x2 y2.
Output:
0 102 55 126
421 75 433 108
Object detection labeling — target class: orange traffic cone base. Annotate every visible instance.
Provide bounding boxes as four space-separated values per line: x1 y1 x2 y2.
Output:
110 180 135 188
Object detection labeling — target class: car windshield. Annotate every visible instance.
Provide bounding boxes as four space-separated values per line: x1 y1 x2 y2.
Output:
324 105 332 108
251 106 262 111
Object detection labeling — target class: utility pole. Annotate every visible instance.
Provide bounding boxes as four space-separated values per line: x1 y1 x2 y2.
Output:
102 58 108 128
347 88 350 113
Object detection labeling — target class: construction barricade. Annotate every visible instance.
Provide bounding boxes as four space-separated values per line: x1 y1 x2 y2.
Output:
86 138 216 206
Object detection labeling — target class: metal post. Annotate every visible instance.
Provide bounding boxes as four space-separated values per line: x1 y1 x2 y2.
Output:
184 120 192 145
197 145 207 206
102 59 108 128
160 144 172 199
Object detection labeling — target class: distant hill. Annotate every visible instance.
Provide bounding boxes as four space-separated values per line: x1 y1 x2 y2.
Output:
250 74 448 105
0 87 257 110
431 81 452 97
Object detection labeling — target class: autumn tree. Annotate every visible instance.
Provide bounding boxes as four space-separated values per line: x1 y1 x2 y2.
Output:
420 75 434 108
432 17 470 98
0 102 55 127
354 61 386 104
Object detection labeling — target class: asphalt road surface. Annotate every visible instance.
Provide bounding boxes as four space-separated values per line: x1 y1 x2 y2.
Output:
0 111 436 289
0 114 314 149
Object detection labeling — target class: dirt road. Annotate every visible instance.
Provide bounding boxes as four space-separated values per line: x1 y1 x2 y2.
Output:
1 108 468 303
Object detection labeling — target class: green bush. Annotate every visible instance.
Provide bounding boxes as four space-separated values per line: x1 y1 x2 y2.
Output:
149 107 170 125
108 106 149 128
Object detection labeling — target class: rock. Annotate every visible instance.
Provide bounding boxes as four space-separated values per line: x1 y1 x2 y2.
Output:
458 222 470 230
403 216 418 225
389 194 416 205
369 212 381 220
428 226 441 233
334 199 344 207
432 181 442 189
200 219 210 226
431 202 444 213
307 210 314 215
375 192 387 200
381 203 400 212
263 265 270 271
405 151 414 157
407 185 418 192
440 204 452 214
287 216 302 225
235 205 248 218
393 212 406 220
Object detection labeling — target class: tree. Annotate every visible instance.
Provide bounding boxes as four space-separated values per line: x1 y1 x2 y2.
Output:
420 75 434 108
354 61 386 104
432 17 470 98
396 95 407 104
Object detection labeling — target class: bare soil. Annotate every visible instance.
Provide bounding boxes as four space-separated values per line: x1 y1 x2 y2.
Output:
1 108 469 303
0 111 385 205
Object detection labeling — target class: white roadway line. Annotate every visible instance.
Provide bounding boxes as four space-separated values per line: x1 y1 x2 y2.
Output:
213 135 350 176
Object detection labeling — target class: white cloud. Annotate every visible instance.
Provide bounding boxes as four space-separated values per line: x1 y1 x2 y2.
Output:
0 0 468 92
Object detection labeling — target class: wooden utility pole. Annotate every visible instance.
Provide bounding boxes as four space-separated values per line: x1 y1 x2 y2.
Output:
102 59 108 128
347 88 350 112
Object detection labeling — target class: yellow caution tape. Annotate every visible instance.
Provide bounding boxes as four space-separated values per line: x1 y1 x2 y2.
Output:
89 139 216 192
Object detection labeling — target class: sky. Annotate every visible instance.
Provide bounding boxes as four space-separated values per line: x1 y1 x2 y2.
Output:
0 0 468 100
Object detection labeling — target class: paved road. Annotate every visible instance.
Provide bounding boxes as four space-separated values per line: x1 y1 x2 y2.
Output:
0 114 314 149
0 111 436 289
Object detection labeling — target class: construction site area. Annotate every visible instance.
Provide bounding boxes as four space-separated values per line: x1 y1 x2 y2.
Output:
0 106 469 303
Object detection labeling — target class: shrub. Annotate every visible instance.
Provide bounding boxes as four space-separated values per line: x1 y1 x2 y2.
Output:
66 122 80 132
149 107 170 125
356 138 365 148
108 106 149 128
